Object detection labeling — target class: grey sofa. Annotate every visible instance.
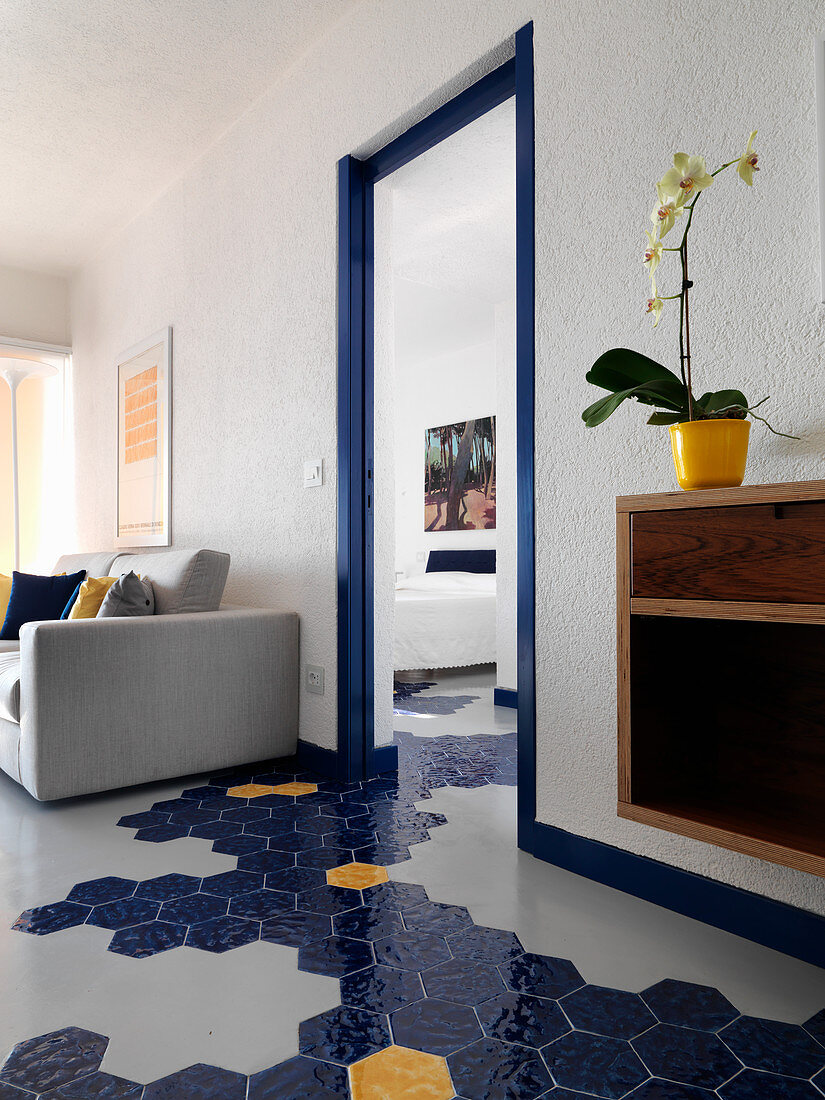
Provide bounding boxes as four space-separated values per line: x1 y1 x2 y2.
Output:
0 549 299 800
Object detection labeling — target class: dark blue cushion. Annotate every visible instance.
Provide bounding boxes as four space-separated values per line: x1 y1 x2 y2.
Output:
426 549 496 574
60 582 83 619
0 570 86 640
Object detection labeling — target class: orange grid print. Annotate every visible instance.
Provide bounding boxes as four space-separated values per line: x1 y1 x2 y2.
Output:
124 366 158 464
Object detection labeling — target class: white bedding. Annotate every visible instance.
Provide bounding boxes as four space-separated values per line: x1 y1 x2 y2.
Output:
394 571 496 671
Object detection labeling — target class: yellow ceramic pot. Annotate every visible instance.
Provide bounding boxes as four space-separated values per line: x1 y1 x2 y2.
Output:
668 418 750 491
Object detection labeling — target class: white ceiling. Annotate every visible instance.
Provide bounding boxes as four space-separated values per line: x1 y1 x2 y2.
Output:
0 0 353 275
382 99 516 367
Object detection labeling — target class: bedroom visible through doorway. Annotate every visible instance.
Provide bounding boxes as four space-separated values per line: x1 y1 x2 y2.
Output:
372 99 517 769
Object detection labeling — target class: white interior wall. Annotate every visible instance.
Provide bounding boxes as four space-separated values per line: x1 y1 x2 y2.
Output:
0 265 69 346
68 0 825 917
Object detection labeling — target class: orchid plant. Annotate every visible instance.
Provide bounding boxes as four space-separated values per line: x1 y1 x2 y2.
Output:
582 132 795 437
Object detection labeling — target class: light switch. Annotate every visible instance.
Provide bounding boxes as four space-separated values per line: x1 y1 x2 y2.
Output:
304 459 323 488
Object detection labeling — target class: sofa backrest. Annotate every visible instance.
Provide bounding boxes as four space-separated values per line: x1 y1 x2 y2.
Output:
53 549 230 615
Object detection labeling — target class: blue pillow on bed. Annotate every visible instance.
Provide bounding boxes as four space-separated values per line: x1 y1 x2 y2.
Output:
0 570 86 640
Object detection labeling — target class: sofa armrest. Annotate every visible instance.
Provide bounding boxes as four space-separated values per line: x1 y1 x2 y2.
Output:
18 609 299 800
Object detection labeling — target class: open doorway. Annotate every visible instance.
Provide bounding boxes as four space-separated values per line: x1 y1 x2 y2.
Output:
337 26 535 849
373 100 517 776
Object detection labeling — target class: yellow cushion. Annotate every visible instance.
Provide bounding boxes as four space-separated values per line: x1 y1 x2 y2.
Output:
68 577 117 620
0 574 11 626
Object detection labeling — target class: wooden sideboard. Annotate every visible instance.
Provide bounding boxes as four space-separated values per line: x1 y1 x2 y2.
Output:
616 480 825 877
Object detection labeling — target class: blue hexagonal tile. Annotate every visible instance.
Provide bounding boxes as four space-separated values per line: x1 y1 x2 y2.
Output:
718 1070 823 1099
297 886 361 916
299 1005 391 1065
298 935 374 978
169 807 219 828
265 831 325 852
264 866 326 894
447 1037 552 1100
294 817 337 836
561 984 657 1040
325 828 377 849
391 997 481 1056
447 924 523 963
642 978 739 1032
197 796 239 812
500 952 584 999
260 910 331 948
333 906 404 942
545 1031 648 1098
237 849 295 874
242 819 297 838
134 824 188 843
372 930 451 972
151 798 197 813
200 870 263 897
633 1023 741 1090
12 902 91 936
135 874 201 902
401 901 473 937
352 843 411 866
625 1082 716 1099
251 772 294 786
219 806 271 824
210 835 268 857
228 889 294 921
117 811 169 830
160 893 228 925
422 958 505 1005
720 1016 825 1078
476 991 569 1048
143 1063 247 1098
247 1055 349 1099
39 1070 143 1097
0 1082 33 1098
86 897 160 931
190 820 244 841
108 920 188 958
804 1009 825 1047
339 964 424 1013
0 1028 108 1093
185 916 260 953
362 881 429 911
180 785 230 802
297 848 355 870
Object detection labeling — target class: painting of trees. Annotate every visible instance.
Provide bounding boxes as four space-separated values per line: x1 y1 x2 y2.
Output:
424 415 496 531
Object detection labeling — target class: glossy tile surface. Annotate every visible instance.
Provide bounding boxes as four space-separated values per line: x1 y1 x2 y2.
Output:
2 667 825 1097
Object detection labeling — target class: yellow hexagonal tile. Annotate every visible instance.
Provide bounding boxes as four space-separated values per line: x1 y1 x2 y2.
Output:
268 782 318 797
349 1045 453 1100
226 783 275 798
327 862 389 890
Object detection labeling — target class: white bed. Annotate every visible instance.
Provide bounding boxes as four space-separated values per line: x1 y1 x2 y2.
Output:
394 570 496 671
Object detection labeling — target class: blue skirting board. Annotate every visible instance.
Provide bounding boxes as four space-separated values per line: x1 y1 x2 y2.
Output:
297 739 398 779
494 687 517 709
529 820 825 971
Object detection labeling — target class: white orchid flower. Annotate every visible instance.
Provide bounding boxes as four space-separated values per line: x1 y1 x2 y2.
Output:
737 130 759 185
658 153 714 204
643 230 663 276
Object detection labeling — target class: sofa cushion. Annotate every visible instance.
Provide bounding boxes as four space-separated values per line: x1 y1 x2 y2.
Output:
67 577 118 619
1 570 87 641
0 652 21 723
53 553 119 578
98 572 154 617
0 574 11 627
109 549 229 614
0 640 20 655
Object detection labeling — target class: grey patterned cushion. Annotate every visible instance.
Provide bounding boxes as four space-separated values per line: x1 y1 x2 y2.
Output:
97 572 154 618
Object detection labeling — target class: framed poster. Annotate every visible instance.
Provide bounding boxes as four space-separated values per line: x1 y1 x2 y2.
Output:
424 415 496 532
115 327 172 547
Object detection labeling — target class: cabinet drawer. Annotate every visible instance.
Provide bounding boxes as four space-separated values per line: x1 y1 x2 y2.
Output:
631 502 825 602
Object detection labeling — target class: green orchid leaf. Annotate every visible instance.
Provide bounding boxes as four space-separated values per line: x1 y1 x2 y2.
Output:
587 348 684 395
646 411 683 425
583 381 688 427
697 389 749 415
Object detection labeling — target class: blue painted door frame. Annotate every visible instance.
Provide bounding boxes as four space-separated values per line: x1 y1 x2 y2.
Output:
337 25 536 852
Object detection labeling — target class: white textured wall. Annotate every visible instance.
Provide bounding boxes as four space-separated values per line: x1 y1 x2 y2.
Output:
70 0 825 915
0 265 69 345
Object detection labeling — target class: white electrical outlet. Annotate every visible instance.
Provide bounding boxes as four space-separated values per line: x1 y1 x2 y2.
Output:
306 665 325 695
